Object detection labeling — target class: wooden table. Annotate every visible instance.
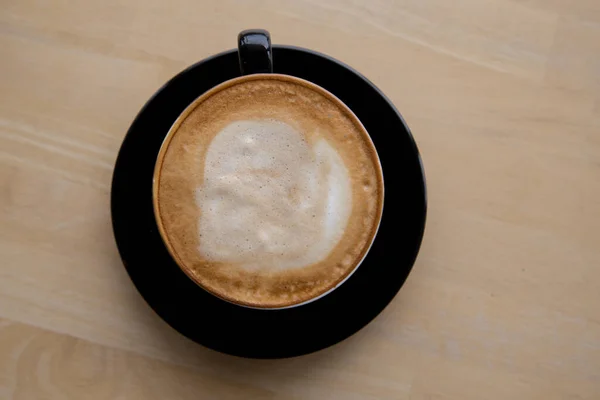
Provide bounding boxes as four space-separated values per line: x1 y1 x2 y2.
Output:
1 1 599 398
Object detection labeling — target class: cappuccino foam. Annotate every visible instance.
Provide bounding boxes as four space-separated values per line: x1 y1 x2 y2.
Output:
154 75 383 308
197 120 352 270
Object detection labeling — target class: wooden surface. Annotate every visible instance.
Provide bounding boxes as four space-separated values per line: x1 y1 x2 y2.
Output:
1 0 599 398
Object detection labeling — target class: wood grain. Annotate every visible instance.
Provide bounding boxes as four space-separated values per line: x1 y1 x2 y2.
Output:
1 0 599 398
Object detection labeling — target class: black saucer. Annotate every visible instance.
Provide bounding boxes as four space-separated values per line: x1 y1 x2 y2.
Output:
111 46 427 359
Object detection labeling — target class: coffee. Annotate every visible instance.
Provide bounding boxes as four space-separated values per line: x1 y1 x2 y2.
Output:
154 74 383 308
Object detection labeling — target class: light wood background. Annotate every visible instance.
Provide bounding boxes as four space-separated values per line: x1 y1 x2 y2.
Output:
1 0 599 399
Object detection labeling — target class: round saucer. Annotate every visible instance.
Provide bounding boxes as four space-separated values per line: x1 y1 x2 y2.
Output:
111 46 427 359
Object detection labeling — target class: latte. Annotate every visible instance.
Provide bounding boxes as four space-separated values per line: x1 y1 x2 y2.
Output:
153 74 383 308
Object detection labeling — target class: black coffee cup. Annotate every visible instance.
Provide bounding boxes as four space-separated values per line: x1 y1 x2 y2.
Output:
152 29 385 309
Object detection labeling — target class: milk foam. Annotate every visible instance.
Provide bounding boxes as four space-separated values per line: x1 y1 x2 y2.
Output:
195 120 352 270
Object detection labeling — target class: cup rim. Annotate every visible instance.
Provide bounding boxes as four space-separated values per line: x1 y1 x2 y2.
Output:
152 73 385 309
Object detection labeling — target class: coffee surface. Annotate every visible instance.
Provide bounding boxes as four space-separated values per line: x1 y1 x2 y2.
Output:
154 75 383 307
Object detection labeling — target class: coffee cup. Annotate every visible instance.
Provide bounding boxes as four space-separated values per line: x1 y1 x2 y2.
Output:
152 30 384 309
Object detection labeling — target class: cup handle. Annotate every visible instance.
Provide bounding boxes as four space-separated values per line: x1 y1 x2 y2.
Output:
238 29 273 75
